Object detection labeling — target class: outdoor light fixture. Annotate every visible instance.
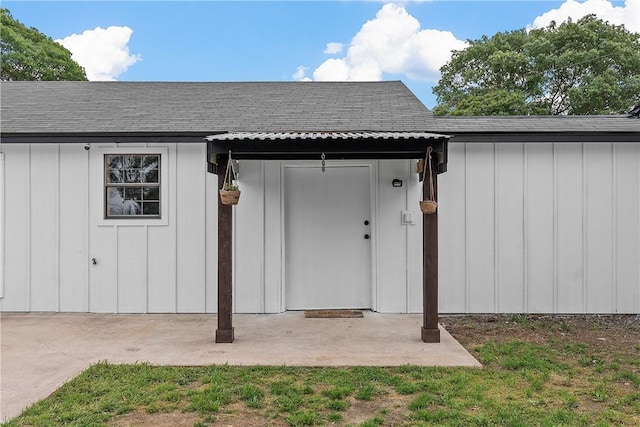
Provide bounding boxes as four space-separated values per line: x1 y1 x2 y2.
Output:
392 179 403 187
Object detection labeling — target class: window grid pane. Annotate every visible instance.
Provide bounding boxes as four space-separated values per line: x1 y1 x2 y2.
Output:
105 154 161 219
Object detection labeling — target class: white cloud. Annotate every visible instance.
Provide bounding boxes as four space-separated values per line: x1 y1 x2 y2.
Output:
324 42 344 54
307 3 467 82
530 0 640 33
56 26 141 81
313 58 351 81
292 66 312 81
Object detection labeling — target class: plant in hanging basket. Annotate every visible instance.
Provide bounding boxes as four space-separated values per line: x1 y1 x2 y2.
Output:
219 184 241 205
420 200 437 214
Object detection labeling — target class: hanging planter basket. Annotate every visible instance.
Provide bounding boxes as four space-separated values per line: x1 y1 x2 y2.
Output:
420 147 437 215
420 200 438 214
219 188 241 205
219 153 241 206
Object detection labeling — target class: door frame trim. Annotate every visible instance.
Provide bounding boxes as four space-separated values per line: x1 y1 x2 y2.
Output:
279 160 379 312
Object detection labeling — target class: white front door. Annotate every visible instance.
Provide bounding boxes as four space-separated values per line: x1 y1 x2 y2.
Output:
285 165 372 310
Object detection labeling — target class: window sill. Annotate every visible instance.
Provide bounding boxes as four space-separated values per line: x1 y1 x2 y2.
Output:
97 217 168 227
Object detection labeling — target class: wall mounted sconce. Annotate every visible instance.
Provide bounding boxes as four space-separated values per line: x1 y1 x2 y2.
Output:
392 179 403 187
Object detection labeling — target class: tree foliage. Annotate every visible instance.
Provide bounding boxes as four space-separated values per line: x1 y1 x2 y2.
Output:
1 8 87 81
433 15 640 115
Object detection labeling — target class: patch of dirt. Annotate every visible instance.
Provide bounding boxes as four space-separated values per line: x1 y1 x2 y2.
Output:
440 314 640 362
341 391 414 425
214 403 288 427
110 410 201 427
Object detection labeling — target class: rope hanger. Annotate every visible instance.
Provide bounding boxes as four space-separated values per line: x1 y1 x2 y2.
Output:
223 150 238 188
420 147 437 214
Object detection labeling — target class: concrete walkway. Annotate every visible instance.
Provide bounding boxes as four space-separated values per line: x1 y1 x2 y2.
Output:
1 312 480 421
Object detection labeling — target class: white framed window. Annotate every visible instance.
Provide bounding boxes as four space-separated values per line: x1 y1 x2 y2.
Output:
105 154 161 218
96 147 169 226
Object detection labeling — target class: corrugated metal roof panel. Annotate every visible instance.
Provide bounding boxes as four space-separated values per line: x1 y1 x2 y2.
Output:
205 131 449 141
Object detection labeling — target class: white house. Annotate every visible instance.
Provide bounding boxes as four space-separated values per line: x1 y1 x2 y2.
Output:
1 82 639 337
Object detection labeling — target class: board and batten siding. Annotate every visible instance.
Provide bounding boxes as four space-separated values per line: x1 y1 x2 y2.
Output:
0 147 424 314
438 141 640 314
1 141 638 314
232 159 424 314
0 142 220 313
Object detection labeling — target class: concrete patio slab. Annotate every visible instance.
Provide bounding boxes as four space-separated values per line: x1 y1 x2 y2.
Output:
1 312 480 421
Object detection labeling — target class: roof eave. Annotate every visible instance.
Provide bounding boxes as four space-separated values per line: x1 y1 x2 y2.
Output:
0 132 219 144
439 131 640 143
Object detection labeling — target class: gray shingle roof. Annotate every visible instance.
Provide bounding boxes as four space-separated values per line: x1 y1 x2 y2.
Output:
2 81 638 138
429 114 640 133
1 81 433 135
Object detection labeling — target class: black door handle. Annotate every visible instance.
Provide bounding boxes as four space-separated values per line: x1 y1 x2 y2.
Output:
364 234 370 239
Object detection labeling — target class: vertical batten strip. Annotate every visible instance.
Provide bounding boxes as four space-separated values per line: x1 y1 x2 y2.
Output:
145 225 149 313
582 143 588 312
27 145 32 311
203 153 208 312
552 143 558 314
494 143 499 313
199 146 207 312
464 143 470 313
278 161 284 313
173 147 178 313
114 225 119 313
260 161 266 313
85 146 90 311
56 144 61 311
522 144 529 312
611 143 617 313
52 144 62 312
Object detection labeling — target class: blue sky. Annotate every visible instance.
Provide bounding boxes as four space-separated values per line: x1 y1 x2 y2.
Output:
4 1 639 108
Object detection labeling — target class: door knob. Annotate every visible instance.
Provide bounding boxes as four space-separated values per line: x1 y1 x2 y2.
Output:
364 220 369 225
364 234 370 239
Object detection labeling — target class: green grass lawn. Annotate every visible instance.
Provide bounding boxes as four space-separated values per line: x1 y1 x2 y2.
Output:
4 317 640 426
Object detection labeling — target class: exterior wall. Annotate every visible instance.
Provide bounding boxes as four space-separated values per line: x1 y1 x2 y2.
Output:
438 142 640 314
0 144 422 314
0 142 220 313
232 159 423 313
1 141 638 314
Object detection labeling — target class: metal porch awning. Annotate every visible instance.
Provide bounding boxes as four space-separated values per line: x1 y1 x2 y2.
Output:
205 131 449 172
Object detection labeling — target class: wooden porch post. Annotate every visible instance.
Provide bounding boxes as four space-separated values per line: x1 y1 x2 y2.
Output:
216 156 234 343
422 151 440 343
